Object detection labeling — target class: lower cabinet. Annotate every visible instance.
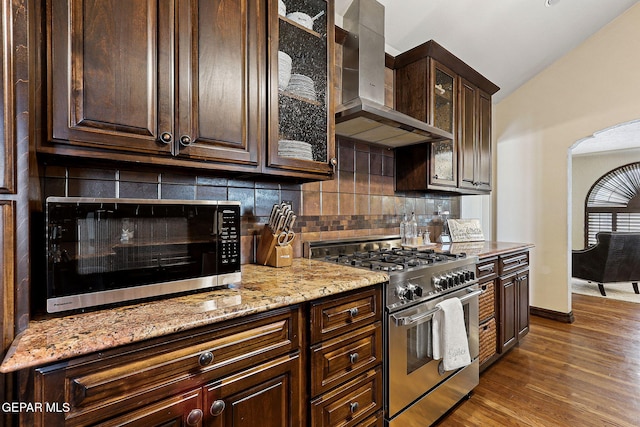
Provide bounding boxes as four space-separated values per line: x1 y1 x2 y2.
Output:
477 249 530 371
308 286 384 427
499 267 530 353
25 307 303 427
21 286 383 426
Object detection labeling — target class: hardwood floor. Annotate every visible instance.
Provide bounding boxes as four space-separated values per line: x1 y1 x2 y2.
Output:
437 293 640 426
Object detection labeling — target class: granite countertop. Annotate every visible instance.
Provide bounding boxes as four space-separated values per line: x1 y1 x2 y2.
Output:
0 259 388 374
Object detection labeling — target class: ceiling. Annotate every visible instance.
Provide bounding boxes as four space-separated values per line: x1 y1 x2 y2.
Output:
334 0 640 154
334 0 639 104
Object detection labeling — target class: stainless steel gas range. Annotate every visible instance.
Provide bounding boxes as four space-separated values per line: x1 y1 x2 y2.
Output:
306 236 481 427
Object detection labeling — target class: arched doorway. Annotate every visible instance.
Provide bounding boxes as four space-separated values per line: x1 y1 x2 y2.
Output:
570 120 640 301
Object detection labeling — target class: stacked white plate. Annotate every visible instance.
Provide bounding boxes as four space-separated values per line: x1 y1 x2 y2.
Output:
287 73 316 101
278 0 286 16
278 51 292 90
278 140 313 161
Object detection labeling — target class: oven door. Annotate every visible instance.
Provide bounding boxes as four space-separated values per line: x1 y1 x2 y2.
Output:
386 285 480 417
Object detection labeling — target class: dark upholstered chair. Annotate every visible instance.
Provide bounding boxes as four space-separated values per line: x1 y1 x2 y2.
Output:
572 232 640 296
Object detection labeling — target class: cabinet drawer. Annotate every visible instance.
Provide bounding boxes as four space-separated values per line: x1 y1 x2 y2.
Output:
478 280 495 322
310 286 381 344
499 251 529 275
34 308 300 426
476 257 498 280
311 322 382 397
311 367 383 427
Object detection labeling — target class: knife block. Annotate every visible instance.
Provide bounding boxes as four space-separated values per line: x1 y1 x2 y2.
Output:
256 225 293 267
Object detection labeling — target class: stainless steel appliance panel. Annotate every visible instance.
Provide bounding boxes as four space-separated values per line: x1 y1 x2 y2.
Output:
387 285 480 417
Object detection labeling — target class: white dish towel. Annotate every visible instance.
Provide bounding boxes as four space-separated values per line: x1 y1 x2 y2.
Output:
432 297 471 371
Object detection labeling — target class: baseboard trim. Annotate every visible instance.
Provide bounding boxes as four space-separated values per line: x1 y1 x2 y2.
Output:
530 306 575 323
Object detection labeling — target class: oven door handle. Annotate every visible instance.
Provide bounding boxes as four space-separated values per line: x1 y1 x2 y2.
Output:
391 288 483 327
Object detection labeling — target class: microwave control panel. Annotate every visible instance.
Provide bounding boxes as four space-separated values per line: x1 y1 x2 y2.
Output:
218 205 241 273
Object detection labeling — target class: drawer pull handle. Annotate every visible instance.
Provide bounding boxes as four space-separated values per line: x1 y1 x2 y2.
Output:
210 399 226 416
349 307 359 318
186 409 203 426
198 351 214 367
349 402 359 414
349 352 359 364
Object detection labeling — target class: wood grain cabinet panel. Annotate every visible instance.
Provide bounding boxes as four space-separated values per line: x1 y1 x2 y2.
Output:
0 3 15 194
308 286 383 427
309 286 381 345
46 0 262 168
310 367 382 427
203 354 301 427
30 307 300 426
0 201 14 353
310 322 382 397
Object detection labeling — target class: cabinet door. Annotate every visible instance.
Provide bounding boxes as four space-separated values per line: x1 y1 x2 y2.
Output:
499 273 517 354
203 354 301 427
458 79 491 193
267 0 335 177
1 202 14 352
458 79 476 191
175 0 262 167
49 0 172 155
517 269 530 341
476 90 492 191
430 60 456 134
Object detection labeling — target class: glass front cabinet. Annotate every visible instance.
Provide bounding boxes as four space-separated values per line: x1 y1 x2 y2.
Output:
268 0 336 177
429 60 457 188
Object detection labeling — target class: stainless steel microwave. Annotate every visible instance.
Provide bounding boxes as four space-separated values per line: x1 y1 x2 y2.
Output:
45 197 241 313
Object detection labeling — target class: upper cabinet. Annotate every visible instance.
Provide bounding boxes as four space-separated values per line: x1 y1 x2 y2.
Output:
40 0 335 180
459 79 492 193
393 40 499 195
45 0 263 170
266 0 336 177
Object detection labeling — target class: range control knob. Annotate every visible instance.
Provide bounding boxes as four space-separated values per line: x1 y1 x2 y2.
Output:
407 283 423 299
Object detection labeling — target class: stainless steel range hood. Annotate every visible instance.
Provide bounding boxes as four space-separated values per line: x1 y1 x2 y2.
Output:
335 0 453 147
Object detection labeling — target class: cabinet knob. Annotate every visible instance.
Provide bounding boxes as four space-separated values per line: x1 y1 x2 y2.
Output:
186 409 203 426
159 132 172 144
349 307 359 318
433 174 439 179
330 157 338 173
198 351 214 367
180 135 192 146
349 352 359 364
210 399 226 416
349 402 359 414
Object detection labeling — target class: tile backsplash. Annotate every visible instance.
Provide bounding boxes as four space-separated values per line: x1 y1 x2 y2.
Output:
41 140 459 263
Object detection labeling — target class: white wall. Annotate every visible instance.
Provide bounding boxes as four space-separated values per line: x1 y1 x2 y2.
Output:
494 3 640 314
571 148 640 250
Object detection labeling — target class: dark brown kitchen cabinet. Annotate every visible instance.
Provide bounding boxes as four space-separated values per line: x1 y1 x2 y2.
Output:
498 251 530 354
266 0 336 177
23 307 303 426
393 40 498 195
308 286 384 427
459 79 492 193
477 249 529 371
44 0 263 170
